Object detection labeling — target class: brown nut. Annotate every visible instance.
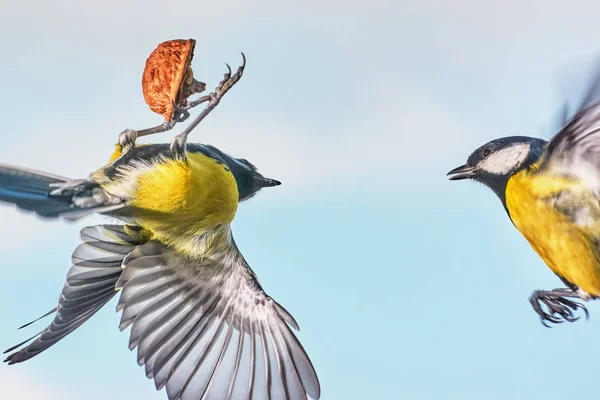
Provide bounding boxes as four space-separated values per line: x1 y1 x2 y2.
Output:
141 39 204 122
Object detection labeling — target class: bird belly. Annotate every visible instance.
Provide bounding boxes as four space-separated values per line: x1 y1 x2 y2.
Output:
506 173 600 296
126 151 239 249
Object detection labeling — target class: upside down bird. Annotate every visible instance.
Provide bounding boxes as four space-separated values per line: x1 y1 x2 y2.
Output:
447 72 600 327
0 56 321 400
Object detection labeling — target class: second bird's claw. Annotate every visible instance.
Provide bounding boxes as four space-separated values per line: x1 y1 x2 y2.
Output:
558 297 590 320
530 292 589 328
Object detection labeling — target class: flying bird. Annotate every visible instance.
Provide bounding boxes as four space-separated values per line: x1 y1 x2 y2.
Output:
447 68 600 327
1 55 321 400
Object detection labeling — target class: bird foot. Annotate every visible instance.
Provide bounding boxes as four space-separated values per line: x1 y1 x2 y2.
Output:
170 53 246 160
529 289 590 327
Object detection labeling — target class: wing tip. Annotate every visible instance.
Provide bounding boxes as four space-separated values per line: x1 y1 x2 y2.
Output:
272 299 300 331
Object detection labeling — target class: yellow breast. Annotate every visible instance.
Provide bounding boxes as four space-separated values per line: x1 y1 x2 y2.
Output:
128 150 239 251
506 169 600 296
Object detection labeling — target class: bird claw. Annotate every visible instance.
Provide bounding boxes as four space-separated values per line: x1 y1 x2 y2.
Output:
173 108 191 123
170 134 187 160
530 291 589 327
169 53 246 161
224 63 232 80
214 53 245 100
118 129 138 148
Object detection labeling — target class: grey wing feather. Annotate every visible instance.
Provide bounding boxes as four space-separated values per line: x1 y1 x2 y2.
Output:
116 234 321 400
0 164 125 220
3 224 143 364
541 66 600 175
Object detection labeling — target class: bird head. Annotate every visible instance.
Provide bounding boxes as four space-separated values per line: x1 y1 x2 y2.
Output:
204 145 281 201
447 136 546 201
228 157 281 201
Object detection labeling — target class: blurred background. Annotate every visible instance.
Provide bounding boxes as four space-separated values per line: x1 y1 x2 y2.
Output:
2 0 600 399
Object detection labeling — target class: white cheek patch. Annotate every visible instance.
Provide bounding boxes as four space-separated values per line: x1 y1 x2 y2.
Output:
478 143 531 174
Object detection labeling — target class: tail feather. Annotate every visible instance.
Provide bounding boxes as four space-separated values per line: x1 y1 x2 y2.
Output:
0 164 69 191
0 164 123 220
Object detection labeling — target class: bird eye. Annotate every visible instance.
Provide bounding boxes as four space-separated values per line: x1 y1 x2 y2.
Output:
482 148 492 157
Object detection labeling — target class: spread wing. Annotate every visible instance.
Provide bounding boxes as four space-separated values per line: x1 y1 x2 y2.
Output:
116 232 321 400
539 67 600 180
4 224 143 364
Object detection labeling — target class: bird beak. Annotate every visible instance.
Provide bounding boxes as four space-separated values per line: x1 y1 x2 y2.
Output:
447 164 476 181
254 175 282 188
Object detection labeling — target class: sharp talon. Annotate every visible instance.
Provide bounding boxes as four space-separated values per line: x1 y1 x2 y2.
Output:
225 63 232 76
542 321 551 328
240 52 246 68
531 290 592 326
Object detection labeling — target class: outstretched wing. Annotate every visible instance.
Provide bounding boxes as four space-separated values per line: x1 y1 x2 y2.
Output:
539 67 600 179
4 224 144 364
116 232 321 400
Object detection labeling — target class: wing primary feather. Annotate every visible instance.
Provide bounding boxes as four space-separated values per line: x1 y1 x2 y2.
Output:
3 330 43 355
260 321 273 400
120 277 183 334
272 300 300 331
279 323 321 399
226 315 245 400
160 295 220 388
578 63 600 112
18 307 57 330
59 286 117 317
128 281 187 351
167 315 219 399
267 323 291 400
142 287 206 375
179 307 231 398
116 273 177 312
561 101 569 126
153 294 219 390
200 316 235 398
248 321 257 400
273 325 308 400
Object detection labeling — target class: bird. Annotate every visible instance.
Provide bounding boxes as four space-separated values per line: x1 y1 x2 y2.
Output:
0 57 321 400
447 70 600 327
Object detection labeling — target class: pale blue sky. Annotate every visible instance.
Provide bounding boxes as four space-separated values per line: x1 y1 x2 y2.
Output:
3 1 600 399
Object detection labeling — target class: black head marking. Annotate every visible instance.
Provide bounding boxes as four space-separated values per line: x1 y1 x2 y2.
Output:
202 145 281 201
450 136 547 206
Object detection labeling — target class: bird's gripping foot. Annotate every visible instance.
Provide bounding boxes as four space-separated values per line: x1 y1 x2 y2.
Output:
529 288 590 327
170 53 246 160
117 119 177 152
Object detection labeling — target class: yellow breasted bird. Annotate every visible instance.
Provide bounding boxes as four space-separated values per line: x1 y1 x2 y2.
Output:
1 57 320 400
447 74 600 327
